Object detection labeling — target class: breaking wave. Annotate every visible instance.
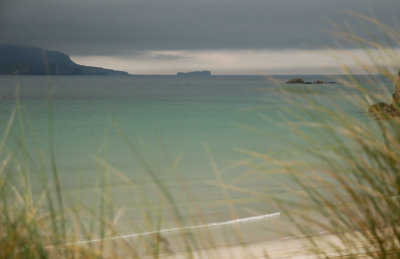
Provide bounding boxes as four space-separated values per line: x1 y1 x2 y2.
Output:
66 212 281 246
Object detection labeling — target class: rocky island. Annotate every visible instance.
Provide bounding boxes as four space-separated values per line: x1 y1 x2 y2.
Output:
286 78 336 84
177 70 211 76
0 45 129 75
286 78 305 84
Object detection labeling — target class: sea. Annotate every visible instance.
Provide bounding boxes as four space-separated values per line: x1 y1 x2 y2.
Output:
0 75 392 251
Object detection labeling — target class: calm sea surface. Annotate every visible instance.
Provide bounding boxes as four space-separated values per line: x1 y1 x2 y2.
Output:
0 75 391 247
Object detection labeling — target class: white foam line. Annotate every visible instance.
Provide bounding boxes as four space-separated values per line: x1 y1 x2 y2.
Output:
61 212 280 247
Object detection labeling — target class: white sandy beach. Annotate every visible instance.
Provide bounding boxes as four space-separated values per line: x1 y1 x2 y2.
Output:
153 231 374 259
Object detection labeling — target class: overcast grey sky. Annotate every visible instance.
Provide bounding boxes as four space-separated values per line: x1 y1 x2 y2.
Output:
1 0 399 74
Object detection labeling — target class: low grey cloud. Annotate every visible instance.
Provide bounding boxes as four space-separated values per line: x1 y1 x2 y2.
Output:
115 49 192 60
148 53 192 61
1 0 399 56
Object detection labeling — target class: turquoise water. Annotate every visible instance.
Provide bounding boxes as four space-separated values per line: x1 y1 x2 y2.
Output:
0 75 390 247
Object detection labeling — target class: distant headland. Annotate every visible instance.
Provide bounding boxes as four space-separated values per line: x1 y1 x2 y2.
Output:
177 70 211 76
0 45 129 75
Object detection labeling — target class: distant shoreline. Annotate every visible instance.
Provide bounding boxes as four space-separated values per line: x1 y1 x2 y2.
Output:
0 73 386 77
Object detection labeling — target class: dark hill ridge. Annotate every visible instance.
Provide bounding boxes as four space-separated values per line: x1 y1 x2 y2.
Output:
0 45 128 75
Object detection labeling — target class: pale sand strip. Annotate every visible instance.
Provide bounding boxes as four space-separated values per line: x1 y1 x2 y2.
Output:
152 231 376 259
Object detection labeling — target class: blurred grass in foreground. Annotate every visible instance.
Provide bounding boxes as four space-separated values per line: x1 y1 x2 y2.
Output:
0 89 248 258
1 13 400 259
236 14 400 258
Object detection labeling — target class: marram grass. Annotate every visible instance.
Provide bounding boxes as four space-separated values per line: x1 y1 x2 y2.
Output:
236 16 400 258
0 99 246 258
1 14 400 259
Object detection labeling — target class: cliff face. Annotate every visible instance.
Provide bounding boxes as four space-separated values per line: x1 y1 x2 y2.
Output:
0 45 128 75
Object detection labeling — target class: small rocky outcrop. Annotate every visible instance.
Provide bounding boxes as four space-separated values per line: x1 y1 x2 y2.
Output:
368 70 400 120
368 102 399 119
286 78 337 84
286 78 305 84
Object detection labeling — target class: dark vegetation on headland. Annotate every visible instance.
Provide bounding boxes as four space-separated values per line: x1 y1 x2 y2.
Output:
0 45 129 75
286 77 337 84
